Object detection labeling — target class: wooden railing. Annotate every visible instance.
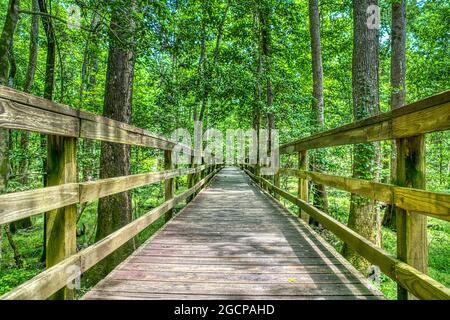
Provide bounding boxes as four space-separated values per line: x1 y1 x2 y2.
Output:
243 89 450 300
0 85 222 299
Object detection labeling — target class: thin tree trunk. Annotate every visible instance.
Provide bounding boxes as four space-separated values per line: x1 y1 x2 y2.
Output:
342 0 381 276
383 0 406 229
0 0 20 192
308 0 329 218
4 224 23 268
252 5 262 175
11 0 39 233
38 0 56 263
0 0 22 249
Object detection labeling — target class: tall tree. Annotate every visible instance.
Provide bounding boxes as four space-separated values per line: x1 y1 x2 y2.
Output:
0 0 22 268
93 0 137 280
11 0 39 233
38 0 56 263
342 0 381 275
38 0 55 100
382 0 407 229
308 0 328 217
0 0 20 194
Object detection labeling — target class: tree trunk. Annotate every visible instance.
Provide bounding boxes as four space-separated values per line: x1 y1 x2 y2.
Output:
91 0 137 283
308 0 329 218
38 0 56 263
252 4 262 175
0 0 21 244
383 0 406 229
0 0 20 192
342 0 381 276
11 0 39 233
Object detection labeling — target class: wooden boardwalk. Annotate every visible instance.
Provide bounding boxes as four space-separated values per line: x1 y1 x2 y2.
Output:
83 167 382 300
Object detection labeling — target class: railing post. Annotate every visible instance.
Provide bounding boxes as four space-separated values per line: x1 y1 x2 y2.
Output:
45 136 77 300
298 150 309 222
164 149 174 222
396 135 427 300
186 154 195 203
274 169 280 200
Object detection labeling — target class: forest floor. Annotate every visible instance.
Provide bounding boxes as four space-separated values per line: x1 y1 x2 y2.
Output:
0 179 449 300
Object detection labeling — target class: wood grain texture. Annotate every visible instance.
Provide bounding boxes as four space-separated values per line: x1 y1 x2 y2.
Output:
79 165 205 203
0 85 191 153
246 170 450 300
0 166 206 225
279 90 450 153
0 85 79 117
0 184 79 225
280 168 450 220
83 167 382 300
0 99 79 137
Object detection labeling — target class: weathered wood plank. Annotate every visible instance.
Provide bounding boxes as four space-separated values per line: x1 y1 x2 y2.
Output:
109 270 362 284
0 85 79 117
280 168 450 221
280 90 450 153
0 99 79 137
92 280 379 296
84 291 380 300
0 184 79 225
79 166 205 203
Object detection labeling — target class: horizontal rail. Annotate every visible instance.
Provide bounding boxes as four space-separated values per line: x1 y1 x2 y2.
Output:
279 168 450 221
0 85 191 153
279 90 450 153
0 166 221 300
0 165 206 225
243 167 450 300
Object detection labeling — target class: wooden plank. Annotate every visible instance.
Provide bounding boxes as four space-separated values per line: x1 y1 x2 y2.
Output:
0 85 79 117
279 90 450 153
250 173 450 300
118 262 357 274
109 270 362 284
92 280 378 296
0 98 79 137
80 119 191 153
0 166 205 225
0 184 79 225
84 290 380 300
280 168 450 220
45 136 77 300
79 166 205 203
0 167 220 300
393 102 450 138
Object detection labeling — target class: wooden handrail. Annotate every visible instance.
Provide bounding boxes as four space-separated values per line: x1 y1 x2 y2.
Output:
279 168 450 221
0 166 222 300
0 85 192 153
279 90 450 154
0 165 207 225
243 166 450 300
